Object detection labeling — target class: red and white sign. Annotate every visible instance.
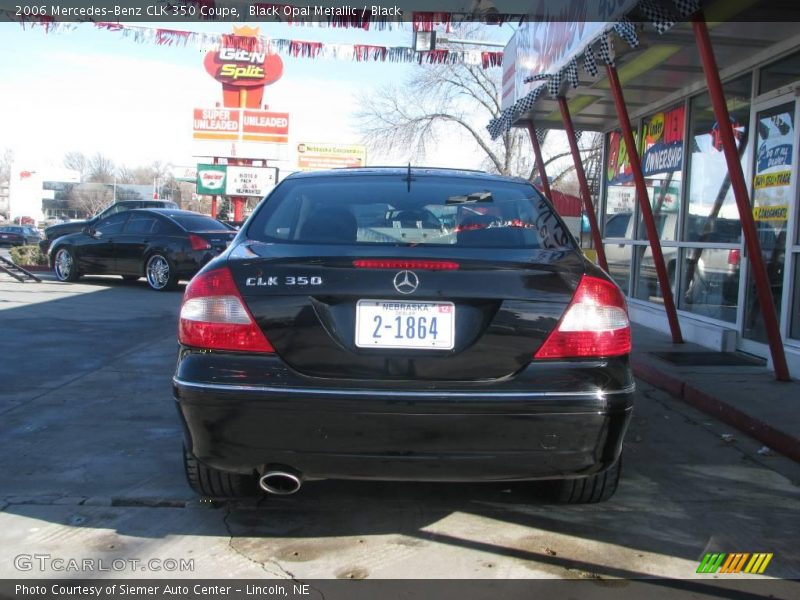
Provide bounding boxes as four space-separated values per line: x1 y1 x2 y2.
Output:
193 109 240 140
204 47 283 88
193 109 288 140
242 110 289 143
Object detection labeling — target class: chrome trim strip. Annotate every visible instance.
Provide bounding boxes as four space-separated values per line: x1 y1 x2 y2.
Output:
173 377 635 399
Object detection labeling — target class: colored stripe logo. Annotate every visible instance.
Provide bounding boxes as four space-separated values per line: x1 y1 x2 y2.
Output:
697 553 773 574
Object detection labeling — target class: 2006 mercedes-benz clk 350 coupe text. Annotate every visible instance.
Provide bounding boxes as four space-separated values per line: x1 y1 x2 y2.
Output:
173 168 634 503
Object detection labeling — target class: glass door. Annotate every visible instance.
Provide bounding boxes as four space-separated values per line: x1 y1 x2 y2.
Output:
741 100 796 348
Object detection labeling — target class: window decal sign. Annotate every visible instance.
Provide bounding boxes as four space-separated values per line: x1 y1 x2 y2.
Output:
752 110 793 222
641 105 685 176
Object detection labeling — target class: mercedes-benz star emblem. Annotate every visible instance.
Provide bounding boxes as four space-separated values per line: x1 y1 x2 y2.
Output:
393 270 419 295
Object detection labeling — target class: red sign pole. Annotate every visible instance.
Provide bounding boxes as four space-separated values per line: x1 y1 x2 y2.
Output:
692 13 789 380
558 97 608 272
606 63 683 344
526 121 552 202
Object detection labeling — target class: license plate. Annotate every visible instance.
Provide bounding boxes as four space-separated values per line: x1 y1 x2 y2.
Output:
355 300 455 350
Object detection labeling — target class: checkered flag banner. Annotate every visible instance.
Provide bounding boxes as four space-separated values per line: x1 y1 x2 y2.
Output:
637 0 677 34
613 18 640 48
513 85 544 122
523 73 550 84
671 0 701 18
548 70 562 97
598 32 615 67
536 128 547 145
583 46 598 77
565 58 579 88
575 129 583 142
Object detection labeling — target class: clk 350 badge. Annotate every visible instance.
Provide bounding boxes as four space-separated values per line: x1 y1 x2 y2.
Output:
245 276 323 286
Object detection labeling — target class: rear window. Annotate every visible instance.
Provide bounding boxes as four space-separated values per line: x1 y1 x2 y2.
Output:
246 175 573 249
170 215 230 232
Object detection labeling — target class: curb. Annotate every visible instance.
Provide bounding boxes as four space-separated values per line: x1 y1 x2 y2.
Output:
631 359 800 464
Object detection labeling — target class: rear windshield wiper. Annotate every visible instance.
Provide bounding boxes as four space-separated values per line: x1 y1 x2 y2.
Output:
446 191 493 204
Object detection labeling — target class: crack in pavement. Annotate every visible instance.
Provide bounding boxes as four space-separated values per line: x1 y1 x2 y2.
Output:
221 504 327 600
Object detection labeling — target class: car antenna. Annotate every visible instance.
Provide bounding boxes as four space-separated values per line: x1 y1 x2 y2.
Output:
404 163 413 192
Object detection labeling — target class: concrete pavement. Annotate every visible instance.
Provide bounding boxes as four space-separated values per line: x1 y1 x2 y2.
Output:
631 323 800 464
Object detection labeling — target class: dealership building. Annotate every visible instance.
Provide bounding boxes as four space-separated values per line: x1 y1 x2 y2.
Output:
493 0 800 378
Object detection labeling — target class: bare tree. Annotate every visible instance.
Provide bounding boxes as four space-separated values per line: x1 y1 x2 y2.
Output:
63 151 89 181
68 183 113 217
355 60 533 176
87 153 116 183
354 24 536 177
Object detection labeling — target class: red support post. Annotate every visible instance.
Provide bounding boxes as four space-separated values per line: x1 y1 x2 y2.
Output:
526 121 552 202
606 63 683 344
558 96 608 272
210 196 217 219
692 13 789 381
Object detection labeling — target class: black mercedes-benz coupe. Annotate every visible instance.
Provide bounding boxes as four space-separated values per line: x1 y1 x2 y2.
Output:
39 199 179 254
49 209 235 291
174 168 634 503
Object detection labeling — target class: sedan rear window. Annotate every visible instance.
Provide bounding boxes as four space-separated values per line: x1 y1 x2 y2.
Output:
247 175 573 249
171 215 230 232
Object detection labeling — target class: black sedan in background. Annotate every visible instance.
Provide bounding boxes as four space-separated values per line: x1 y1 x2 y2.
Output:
49 209 235 291
174 168 634 503
39 199 179 253
0 225 43 247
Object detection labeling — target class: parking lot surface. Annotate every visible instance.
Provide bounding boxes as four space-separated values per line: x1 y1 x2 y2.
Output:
1 272 799 581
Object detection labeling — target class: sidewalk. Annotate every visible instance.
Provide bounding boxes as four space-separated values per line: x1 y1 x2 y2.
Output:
630 323 800 464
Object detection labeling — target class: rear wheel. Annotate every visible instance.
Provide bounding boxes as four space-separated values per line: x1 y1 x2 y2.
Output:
145 253 178 291
183 447 257 498
53 247 80 282
546 458 621 504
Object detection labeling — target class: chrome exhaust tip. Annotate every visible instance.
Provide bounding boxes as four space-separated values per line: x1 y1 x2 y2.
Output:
259 470 302 495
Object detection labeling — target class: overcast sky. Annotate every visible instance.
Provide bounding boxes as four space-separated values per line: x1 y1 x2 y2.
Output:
1 21 513 175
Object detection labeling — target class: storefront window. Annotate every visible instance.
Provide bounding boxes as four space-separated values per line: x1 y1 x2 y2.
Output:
604 130 636 240
684 74 752 244
759 50 800 95
637 105 685 243
604 242 632 294
679 247 740 323
791 260 800 340
743 103 794 343
633 244 678 303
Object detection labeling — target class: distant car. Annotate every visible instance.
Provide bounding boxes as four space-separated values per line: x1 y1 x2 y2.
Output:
39 199 179 253
49 209 236 291
174 167 634 503
0 225 42 247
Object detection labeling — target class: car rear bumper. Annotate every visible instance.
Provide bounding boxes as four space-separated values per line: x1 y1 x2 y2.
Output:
173 354 634 482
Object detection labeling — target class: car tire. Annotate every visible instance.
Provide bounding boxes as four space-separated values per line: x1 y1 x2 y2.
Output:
145 253 178 291
546 457 621 504
53 247 80 282
183 447 257 498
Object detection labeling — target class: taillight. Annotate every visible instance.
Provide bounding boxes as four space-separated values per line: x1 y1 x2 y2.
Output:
189 234 211 251
534 275 631 359
727 249 740 266
353 259 459 270
178 267 274 353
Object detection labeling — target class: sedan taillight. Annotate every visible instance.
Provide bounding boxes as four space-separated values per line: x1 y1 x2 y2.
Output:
189 234 212 251
534 275 631 359
178 267 274 353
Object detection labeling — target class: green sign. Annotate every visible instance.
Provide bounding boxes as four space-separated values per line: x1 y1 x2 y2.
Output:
196 164 227 195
